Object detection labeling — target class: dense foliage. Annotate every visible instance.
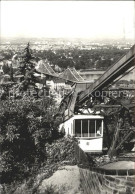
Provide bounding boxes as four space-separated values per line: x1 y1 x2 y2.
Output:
33 48 127 70
0 46 127 71
0 97 62 184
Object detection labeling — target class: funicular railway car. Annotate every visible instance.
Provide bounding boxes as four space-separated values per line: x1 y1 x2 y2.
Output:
60 114 104 153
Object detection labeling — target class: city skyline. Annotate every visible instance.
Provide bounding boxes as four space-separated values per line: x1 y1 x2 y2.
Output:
1 1 135 40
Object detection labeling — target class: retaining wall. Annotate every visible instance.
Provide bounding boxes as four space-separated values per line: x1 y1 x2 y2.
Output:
79 166 135 194
74 142 135 194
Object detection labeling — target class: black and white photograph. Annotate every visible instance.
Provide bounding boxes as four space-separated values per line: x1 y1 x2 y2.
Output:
0 0 135 193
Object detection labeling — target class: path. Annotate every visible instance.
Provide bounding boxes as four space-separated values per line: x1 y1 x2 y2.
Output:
38 165 82 194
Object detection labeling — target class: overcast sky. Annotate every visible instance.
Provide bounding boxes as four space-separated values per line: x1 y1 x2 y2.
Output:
1 1 135 40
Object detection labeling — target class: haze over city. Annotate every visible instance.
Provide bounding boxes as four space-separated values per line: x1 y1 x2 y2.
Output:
1 1 135 41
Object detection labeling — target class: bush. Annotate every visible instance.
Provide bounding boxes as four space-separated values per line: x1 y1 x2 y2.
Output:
0 98 62 183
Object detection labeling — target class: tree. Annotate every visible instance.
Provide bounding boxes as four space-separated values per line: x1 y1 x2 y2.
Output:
0 97 62 183
17 43 39 91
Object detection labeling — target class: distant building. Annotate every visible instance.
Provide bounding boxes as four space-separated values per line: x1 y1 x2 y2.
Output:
46 80 55 90
46 79 66 90
54 79 65 90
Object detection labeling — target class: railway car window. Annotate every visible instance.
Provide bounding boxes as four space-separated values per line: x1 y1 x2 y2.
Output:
75 119 103 138
75 120 81 137
96 120 102 136
82 119 88 137
89 120 95 137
